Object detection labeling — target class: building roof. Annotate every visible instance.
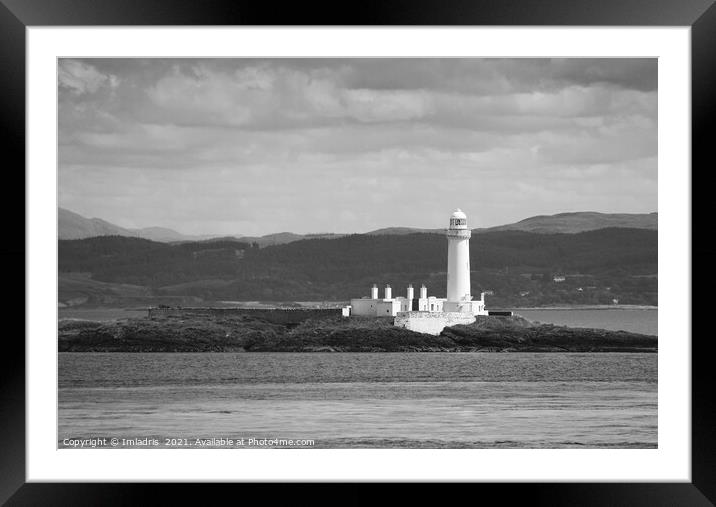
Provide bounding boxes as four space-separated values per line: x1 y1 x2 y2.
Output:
451 208 467 219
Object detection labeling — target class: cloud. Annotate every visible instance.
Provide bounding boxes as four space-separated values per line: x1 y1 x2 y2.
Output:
58 59 119 95
58 58 658 235
145 63 434 128
326 58 657 94
342 89 432 122
139 60 656 133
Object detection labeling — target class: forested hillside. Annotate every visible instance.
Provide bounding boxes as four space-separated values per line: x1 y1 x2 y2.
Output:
58 229 657 307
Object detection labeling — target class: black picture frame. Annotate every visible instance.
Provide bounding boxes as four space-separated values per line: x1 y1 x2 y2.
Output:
3 0 713 504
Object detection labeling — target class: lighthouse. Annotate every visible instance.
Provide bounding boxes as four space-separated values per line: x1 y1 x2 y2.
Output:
446 208 471 303
345 207 487 327
445 209 486 315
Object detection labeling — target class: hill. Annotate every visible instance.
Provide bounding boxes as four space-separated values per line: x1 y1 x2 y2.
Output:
477 212 658 234
59 208 134 239
366 227 439 235
58 273 207 307
58 228 657 307
365 212 658 236
59 208 657 245
58 208 209 242
234 232 346 247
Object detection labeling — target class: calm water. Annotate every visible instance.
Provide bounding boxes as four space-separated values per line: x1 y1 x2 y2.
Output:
59 352 657 449
516 309 657 336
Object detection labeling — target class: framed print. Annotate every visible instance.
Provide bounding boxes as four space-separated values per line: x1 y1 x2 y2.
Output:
4 0 714 503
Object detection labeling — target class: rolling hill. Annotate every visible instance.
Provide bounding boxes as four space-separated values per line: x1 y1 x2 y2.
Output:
476 212 658 234
366 212 658 235
59 207 658 245
58 228 657 307
58 208 208 242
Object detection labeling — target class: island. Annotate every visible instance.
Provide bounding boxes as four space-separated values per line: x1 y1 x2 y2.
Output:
58 313 657 353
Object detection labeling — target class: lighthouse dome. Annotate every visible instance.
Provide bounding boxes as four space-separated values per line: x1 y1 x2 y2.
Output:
451 208 467 220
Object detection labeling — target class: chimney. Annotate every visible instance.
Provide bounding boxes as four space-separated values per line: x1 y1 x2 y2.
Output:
384 284 392 300
420 285 428 299
406 284 414 300
371 284 379 299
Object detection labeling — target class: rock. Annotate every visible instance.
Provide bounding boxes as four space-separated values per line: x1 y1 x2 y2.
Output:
58 314 657 353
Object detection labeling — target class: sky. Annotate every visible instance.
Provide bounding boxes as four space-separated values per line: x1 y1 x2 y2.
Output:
58 58 657 236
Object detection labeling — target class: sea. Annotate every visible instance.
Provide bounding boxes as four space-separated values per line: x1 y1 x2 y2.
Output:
515 308 657 336
59 339 658 449
58 308 657 449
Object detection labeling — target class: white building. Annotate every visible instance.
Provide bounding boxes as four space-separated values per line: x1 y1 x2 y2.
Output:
343 209 488 330
347 283 444 317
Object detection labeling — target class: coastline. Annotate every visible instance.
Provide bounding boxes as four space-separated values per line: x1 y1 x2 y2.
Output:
58 303 658 313
58 314 657 353
509 305 657 311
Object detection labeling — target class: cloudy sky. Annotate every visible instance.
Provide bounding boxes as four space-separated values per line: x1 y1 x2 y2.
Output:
58 58 657 236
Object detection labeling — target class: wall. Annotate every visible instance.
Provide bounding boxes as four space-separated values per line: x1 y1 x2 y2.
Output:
443 299 487 315
350 298 378 316
376 299 402 316
417 297 445 312
394 311 476 336
351 298 404 317
397 297 414 312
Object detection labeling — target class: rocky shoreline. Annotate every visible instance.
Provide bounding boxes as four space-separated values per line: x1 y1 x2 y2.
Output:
58 314 657 353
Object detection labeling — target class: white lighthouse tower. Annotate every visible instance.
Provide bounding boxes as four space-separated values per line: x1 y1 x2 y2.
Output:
445 208 487 315
446 209 471 303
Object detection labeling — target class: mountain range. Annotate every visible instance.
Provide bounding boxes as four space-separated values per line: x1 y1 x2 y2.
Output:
59 207 657 245
58 208 209 243
475 212 658 234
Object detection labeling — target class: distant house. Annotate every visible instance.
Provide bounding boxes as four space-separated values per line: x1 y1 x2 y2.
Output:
519 291 530 297
553 275 566 283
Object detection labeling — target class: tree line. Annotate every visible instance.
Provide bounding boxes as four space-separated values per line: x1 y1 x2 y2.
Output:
58 228 657 305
